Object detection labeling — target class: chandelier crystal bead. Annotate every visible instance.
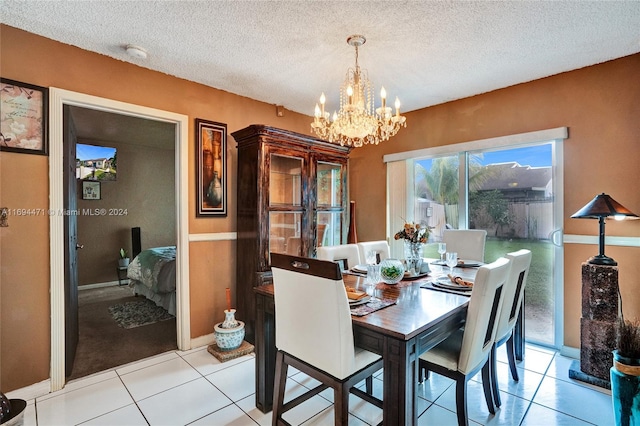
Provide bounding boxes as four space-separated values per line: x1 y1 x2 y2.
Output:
311 35 406 148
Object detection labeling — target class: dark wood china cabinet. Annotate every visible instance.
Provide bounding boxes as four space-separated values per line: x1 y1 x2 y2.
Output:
232 125 350 342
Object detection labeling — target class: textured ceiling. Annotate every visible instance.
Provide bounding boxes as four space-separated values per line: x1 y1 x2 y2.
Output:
2 1 640 118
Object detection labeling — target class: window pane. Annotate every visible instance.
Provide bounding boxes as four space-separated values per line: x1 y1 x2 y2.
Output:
468 145 554 345
317 212 342 247
270 154 302 206
414 155 459 240
317 162 343 208
412 143 556 347
269 212 301 255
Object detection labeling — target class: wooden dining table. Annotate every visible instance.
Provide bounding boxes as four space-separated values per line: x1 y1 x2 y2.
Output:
252 261 522 425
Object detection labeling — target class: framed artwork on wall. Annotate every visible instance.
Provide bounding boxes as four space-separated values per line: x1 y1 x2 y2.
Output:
196 118 227 217
0 78 48 155
82 180 101 200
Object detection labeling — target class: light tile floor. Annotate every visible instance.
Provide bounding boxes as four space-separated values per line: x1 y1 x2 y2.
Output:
18 343 613 425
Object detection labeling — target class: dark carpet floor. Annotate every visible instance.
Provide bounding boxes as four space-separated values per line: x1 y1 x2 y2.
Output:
67 285 177 381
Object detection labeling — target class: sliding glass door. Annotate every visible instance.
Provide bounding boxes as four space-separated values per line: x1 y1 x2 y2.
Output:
467 145 556 345
391 139 563 348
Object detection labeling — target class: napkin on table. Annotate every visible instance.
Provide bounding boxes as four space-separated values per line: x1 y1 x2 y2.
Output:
447 274 474 287
345 286 368 300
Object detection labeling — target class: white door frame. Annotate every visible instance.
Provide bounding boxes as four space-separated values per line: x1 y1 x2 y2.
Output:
48 88 190 391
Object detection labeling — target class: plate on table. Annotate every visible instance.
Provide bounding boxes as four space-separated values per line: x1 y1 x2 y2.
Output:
403 271 430 281
431 260 483 268
456 260 483 268
432 277 473 291
349 295 371 306
351 264 368 273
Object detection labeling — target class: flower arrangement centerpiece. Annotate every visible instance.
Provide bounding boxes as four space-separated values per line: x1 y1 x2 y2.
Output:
394 222 430 244
394 222 430 275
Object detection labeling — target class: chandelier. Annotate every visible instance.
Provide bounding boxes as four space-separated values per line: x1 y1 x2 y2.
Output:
311 35 406 148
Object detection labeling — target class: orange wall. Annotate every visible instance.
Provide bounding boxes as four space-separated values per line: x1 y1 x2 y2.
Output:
350 54 640 349
0 25 311 391
1 24 639 391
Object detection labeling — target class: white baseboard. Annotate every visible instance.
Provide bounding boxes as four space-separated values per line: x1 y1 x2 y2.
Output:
191 332 216 349
5 379 51 401
561 345 580 359
79 280 123 290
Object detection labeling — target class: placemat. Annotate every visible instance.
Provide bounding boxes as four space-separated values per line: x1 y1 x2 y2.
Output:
420 281 472 297
350 297 396 317
375 280 418 289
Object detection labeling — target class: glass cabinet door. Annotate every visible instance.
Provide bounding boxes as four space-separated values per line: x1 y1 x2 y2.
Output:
270 154 303 207
316 212 342 247
269 153 304 258
316 161 343 208
316 161 345 247
269 212 302 256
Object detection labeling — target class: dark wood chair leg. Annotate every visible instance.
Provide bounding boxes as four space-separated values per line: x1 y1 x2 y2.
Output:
365 376 373 394
506 334 519 381
481 360 496 414
455 377 469 426
490 344 501 407
335 383 349 425
272 351 288 425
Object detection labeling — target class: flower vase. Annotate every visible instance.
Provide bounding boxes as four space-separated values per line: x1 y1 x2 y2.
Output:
404 241 424 276
347 200 357 244
214 309 245 351
611 350 640 426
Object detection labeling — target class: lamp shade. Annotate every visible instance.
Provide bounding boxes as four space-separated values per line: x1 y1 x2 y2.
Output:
571 193 638 266
571 193 639 220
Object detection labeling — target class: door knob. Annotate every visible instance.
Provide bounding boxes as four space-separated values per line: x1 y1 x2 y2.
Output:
76 243 84 249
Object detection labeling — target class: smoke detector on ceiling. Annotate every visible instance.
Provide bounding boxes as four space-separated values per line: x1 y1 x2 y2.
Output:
125 44 148 60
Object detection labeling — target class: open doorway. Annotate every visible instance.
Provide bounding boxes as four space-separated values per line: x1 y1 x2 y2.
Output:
48 88 190 391
65 106 178 380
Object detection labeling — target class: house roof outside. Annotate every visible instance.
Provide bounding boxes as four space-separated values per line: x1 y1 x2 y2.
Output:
478 162 552 193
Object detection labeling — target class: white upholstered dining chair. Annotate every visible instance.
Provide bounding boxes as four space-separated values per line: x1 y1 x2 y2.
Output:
489 249 532 407
270 253 383 425
418 256 512 426
442 229 487 262
316 243 362 270
356 240 390 264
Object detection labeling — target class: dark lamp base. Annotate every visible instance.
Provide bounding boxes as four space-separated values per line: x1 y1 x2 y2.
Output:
568 360 611 389
587 255 617 266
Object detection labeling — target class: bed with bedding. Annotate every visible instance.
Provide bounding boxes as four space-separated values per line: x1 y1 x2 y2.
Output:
126 228 177 315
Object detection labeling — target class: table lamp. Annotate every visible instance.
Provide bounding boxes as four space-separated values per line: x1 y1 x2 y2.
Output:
571 193 638 266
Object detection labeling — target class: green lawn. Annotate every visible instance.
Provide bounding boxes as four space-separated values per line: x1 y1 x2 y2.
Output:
423 238 553 309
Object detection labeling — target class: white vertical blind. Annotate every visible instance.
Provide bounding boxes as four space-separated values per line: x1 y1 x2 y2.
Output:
387 160 412 258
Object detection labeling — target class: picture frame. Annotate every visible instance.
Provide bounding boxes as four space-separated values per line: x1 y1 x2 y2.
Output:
82 180 101 200
196 118 227 217
0 78 48 155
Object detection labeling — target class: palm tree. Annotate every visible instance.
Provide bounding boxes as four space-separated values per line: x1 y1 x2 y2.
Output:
415 155 495 204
